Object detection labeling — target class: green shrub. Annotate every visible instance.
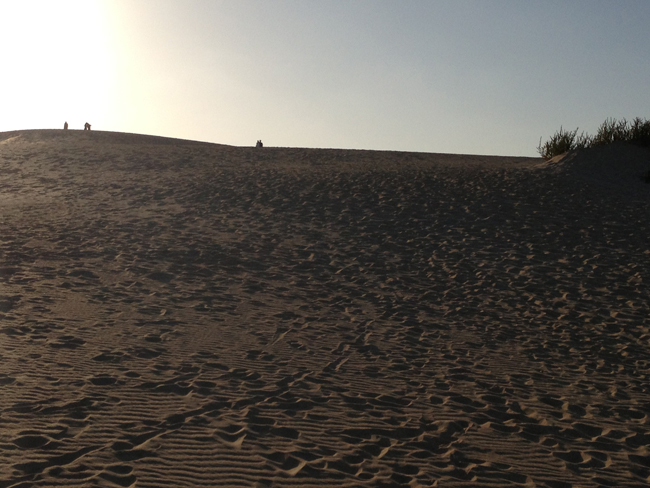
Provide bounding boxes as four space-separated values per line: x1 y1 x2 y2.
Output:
628 117 650 147
591 118 629 146
536 126 577 160
537 117 650 159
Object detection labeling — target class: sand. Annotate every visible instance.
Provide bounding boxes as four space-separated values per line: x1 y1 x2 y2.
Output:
1 129 649 487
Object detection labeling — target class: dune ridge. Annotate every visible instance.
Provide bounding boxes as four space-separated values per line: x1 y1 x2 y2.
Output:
1 130 649 487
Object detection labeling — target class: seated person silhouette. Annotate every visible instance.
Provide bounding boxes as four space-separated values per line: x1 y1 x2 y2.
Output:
84 122 91 131
256 140 263 148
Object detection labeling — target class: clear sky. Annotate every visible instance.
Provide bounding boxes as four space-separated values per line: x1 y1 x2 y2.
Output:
1 0 649 156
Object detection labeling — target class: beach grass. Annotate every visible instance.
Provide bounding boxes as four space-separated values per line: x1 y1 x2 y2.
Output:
538 117 650 159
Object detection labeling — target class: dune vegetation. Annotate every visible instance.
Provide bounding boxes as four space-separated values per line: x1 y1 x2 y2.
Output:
537 117 650 160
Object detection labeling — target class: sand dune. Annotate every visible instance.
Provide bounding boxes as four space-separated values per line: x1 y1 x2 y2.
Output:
1 129 649 487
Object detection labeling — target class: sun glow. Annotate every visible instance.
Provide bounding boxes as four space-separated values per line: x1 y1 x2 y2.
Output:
0 0 115 132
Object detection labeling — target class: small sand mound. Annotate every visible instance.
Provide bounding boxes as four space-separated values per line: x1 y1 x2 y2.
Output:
549 142 650 193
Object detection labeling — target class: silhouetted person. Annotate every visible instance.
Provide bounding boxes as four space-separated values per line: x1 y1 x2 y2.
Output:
256 140 263 148
63 121 68 130
84 122 91 131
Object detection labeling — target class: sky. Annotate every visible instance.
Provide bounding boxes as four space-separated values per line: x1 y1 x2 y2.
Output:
1 0 649 156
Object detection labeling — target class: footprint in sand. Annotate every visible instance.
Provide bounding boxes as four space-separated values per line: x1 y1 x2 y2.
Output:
12 434 53 449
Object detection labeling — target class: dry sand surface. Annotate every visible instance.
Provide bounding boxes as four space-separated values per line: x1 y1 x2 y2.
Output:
1 129 649 487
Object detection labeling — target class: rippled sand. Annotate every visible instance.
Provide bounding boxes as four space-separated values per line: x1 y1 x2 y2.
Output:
1 129 649 487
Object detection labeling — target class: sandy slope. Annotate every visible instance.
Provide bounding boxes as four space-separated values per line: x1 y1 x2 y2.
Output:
1 129 649 487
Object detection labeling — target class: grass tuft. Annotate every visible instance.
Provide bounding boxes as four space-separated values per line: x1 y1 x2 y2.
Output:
537 117 650 159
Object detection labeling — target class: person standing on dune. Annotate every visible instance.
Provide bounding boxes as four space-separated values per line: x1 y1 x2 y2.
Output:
63 122 68 130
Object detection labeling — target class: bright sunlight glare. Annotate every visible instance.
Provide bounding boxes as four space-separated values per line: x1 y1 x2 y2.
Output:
0 0 115 132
